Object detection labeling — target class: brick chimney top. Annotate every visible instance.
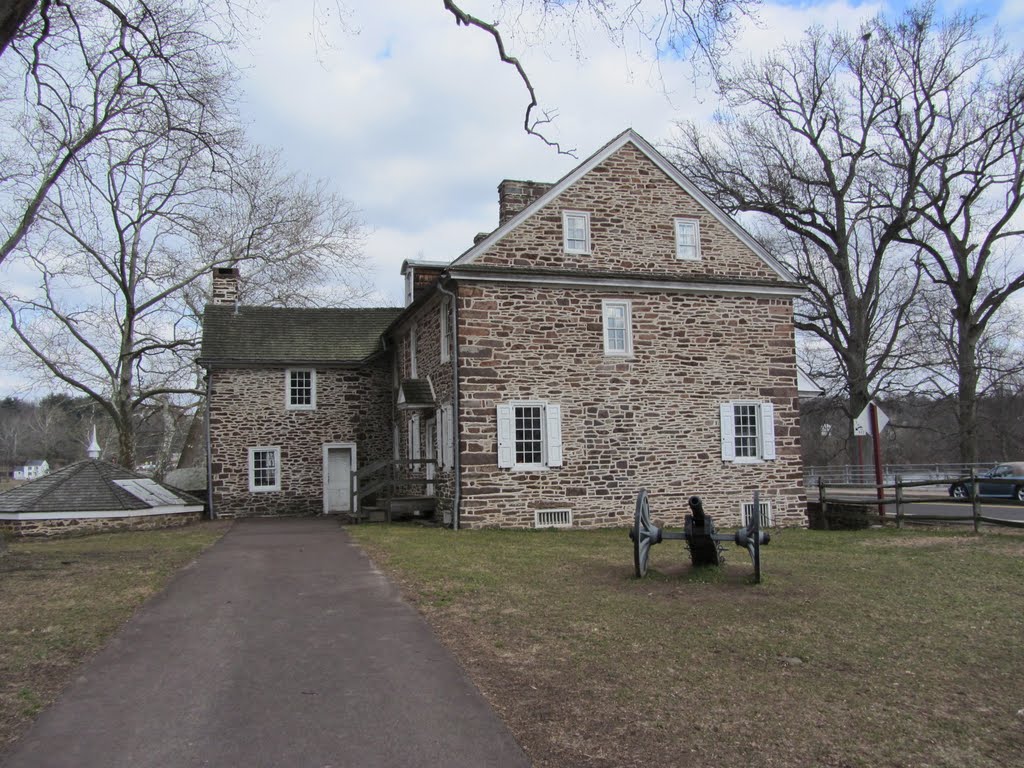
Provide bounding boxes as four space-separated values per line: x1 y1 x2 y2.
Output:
498 179 552 226
211 267 240 306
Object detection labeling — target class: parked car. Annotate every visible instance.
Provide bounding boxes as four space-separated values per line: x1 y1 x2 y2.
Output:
949 462 1024 501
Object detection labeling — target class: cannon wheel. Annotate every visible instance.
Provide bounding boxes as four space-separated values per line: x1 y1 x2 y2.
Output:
751 490 762 584
632 489 656 578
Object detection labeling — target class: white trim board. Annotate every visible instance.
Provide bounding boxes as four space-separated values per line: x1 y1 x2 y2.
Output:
0 505 204 521
450 128 798 284
447 270 804 298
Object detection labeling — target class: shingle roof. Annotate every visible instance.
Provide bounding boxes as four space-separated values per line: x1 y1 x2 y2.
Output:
199 305 403 365
0 461 202 513
398 379 436 408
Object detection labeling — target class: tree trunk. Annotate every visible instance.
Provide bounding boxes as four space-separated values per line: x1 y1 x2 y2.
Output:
0 0 36 59
176 405 206 469
956 320 981 465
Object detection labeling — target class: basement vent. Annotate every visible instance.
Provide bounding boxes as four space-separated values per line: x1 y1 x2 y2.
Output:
534 508 573 529
741 501 773 528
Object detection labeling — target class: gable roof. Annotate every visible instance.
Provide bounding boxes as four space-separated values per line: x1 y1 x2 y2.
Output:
0 460 200 513
451 128 798 283
199 305 403 365
397 379 436 409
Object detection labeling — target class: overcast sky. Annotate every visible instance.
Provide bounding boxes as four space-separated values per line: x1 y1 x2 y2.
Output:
233 0 1021 307
1 0 1020 397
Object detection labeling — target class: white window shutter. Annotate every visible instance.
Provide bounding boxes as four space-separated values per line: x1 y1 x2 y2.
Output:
410 414 420 461
760 402 776 460
546 404 563 467
720 403 736 461
496 404 513 468
443 404 454 469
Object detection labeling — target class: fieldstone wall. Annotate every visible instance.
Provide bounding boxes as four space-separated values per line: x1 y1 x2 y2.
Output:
396 295 456 518
455 282 805 528
208 363 391 518
476 143 781 282
0 511 202 539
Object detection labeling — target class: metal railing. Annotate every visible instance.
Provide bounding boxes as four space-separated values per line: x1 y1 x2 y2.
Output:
806 462 996 487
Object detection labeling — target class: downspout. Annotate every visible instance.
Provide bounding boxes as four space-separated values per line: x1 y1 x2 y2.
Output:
437 279 461 530
204 370 216 519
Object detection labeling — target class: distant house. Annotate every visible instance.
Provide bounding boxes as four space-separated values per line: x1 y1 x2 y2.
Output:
199 129 808 528
12 460 49 481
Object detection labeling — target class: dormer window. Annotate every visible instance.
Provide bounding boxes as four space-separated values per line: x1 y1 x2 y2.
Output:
675 218 701 260
563 211 591 254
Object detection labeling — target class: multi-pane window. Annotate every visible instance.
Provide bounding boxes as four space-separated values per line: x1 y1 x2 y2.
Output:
497 401 562 470
720 402 776 462
514 404 545 466
249 447 280 492
563 211 591 254
675 218 700 260
733 404 760 458
602 299 632 356
286 369 316 410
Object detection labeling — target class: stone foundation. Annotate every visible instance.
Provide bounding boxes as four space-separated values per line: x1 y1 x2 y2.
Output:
0 511 203 539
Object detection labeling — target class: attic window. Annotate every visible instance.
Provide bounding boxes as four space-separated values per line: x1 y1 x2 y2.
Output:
563 211 591 254
675 218 701 260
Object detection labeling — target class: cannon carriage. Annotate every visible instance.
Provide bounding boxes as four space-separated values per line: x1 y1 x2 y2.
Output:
629 489 771 583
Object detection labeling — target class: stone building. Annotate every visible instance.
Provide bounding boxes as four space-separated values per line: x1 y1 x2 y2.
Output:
199 129 807 528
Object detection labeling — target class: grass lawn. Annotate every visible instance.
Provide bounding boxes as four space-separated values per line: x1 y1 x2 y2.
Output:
0 522 231 750
350 525 1024 768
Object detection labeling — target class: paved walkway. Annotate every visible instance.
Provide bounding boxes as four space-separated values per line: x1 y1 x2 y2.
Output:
1 519 531 768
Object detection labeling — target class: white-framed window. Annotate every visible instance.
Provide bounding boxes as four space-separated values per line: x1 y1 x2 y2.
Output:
496 401 562 471
285 369 316 410
602 299 633 356
404 268 414 306
675 218 701 261
720 402 776 462
409 327 418 378
563 211 591 254
439 298 451 364
248 446 281 492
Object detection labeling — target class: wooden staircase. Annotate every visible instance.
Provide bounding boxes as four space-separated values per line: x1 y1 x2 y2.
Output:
349 458 437 523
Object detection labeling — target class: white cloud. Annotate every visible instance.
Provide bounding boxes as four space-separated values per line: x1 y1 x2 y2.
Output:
0 0 937 396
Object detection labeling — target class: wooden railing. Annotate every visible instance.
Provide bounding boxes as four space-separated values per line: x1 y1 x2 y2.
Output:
814 471 1024 532
350 458 437 520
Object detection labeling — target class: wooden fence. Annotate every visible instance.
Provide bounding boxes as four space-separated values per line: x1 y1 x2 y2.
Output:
816 470 1024 532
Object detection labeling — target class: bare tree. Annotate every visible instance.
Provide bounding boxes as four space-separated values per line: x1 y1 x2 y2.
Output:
668 21 923 431
444 0 761 155
877 5 1024 463
0 1 242 270
1 115 365 468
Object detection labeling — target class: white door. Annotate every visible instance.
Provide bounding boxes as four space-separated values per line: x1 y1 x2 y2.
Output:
424 419 436 495
325 447 352 513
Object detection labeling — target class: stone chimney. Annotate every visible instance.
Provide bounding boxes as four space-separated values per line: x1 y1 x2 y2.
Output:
498 180 552 225
211 266 240 306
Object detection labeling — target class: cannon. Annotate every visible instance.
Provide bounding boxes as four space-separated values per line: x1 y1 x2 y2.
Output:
629 489 771 583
